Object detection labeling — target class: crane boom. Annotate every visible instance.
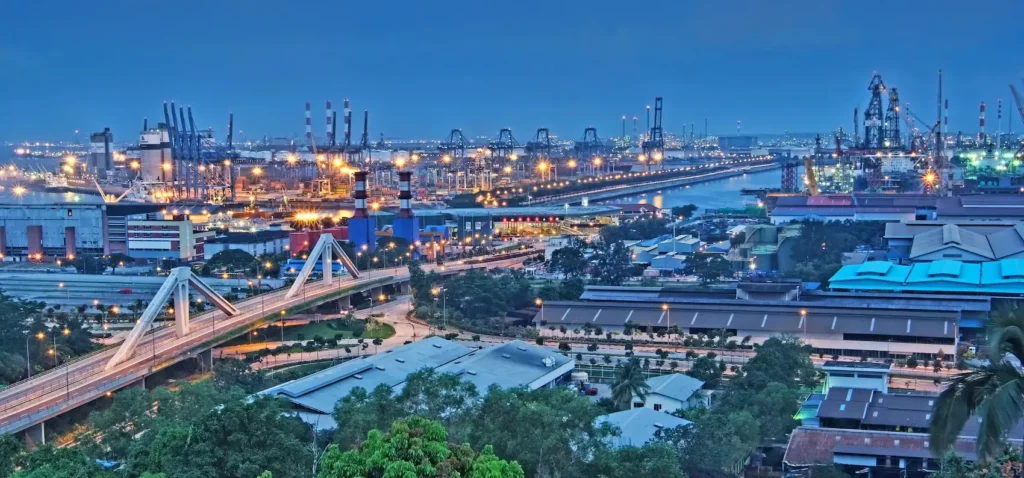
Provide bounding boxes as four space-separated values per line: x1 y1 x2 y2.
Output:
1011 84 1024 124
803 156 819 196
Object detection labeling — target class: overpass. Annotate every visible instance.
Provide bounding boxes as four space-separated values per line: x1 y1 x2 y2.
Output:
0 234 535 442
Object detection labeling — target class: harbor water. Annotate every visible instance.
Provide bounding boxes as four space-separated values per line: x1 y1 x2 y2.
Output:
596 166 784 212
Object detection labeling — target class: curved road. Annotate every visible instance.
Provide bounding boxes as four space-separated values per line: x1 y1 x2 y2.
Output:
0 252 534 435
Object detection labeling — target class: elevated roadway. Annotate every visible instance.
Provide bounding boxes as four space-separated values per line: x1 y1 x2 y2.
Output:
0 251 533 439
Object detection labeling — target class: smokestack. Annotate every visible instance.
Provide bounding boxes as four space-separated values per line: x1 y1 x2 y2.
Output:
398 171 413 219
979 101 986 142
343 99 352 146
621 115 626 138
353 171 368 218
998 99 1003 150
228 113 234 149
305 101 312 143
143 118 148 131
944 100 949 130
326 100 333 145
854 108 860 146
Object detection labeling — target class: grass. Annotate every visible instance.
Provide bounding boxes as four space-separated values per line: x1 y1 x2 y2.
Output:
277 319 396 341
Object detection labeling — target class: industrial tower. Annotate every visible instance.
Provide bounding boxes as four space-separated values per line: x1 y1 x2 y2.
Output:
641 97 665 170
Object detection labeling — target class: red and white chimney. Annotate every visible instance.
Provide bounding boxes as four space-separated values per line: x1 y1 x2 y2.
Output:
353 171 368 218
398 171 413 219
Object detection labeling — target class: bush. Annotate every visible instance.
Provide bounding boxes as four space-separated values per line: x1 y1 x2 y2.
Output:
907 357 919 368
706 351 717 359
444 333 458 340
536 337 545 346
685 350 698 359
296 333 305 341
471 335 480 341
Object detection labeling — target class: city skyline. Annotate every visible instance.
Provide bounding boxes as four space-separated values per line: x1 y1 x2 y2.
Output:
1 0 1022 143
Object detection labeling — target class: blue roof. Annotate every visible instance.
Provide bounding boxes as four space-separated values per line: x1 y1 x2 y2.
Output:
829 259 1024 294
598 408 691 448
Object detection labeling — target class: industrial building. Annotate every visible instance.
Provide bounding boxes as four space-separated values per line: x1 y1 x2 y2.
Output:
261 337 574 429
0 202 109 259
535 284 991 359
883 220 1023 260
783 360 1023 477
769 194 934 224
829 259 1024 297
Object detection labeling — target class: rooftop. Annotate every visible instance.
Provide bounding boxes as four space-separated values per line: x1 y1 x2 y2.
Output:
783 427 979 466
413 205 623 218
598 408 691 448
829 259 1024 295
262 337 572 415
646 374 704 402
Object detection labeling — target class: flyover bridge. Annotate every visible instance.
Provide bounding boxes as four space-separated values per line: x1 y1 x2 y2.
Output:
0 235 534 440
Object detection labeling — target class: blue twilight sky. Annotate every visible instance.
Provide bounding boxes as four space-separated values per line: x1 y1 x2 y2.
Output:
1 0 1022 144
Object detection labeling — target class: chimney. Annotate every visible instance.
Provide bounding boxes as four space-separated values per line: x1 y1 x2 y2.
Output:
353 171 368 218
398 171 413 219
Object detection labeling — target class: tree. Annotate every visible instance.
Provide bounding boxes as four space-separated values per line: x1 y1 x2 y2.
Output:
213 358 267 393
0 434 21 478
469 386 613 477
9 445 110 478
930 315 1024 461
671 204 699 220
594 241 633 286
106 253 136 274
732 335 819 392
205 249 258 275
548 240 587 278
586 442 684 478
687 356 722 388
611 357 651 411
317 417 524 478
682 253 732 286
672 411 761 476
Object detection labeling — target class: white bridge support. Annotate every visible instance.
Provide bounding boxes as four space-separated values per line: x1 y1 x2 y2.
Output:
286 233 360 299
106 267 239 370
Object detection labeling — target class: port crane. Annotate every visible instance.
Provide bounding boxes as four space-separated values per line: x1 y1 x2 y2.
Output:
1011 83 1024 159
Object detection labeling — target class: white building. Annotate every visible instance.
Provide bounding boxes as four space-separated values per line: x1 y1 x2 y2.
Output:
633 373 707 413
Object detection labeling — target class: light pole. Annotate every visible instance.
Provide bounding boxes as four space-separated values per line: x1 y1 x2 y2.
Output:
662 303 670 339
432 287 447 329
26 331 44 378
536 298 544 331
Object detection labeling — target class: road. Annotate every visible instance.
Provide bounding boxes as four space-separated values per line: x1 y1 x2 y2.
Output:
0 252 533 436
215 297 422 369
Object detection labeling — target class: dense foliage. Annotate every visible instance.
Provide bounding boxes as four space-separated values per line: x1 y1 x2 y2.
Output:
657 335 819 475
0 292 95 386
787 219 885 283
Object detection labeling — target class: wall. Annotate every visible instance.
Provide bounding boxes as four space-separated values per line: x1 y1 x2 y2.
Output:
0 204 106 258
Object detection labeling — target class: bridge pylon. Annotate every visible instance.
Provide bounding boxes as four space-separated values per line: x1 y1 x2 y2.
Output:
286 233 360 299
105 268 239 370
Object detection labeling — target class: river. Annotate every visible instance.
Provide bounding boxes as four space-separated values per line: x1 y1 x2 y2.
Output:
596 167 786 212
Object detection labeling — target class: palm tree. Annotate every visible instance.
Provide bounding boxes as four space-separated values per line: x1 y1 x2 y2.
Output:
930 307 1024 461
611 357 651 411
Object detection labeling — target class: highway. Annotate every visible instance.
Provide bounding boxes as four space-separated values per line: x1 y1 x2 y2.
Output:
0 253 532 436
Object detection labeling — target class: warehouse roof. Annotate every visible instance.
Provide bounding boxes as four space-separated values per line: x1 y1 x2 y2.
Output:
208 230 290 244
784 428 981 466
533 300 958 340
830 259 1024 294
262 337 571 415
598 408 691 448
909 224 995 260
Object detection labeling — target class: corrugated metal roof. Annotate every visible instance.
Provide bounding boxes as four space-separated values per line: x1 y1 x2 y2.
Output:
598 408 691 448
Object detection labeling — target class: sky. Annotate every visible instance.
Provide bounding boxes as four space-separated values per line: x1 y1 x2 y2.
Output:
1 0 1022 144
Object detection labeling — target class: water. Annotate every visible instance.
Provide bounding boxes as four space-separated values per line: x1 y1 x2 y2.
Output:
596 167 783 212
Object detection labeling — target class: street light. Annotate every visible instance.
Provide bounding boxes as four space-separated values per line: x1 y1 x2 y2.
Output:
433 287 447 329
662 303 671 336
536 298 544 325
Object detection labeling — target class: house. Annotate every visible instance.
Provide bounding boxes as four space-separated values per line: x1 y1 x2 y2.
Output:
649 253 686 272
633 373 707 412
598 408 691 448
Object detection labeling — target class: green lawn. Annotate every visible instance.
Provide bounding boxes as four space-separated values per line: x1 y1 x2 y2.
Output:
276 319 395 342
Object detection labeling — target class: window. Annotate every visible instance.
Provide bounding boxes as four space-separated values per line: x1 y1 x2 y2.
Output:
67 209 73 217
633 402 644 409
653 404 662 411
